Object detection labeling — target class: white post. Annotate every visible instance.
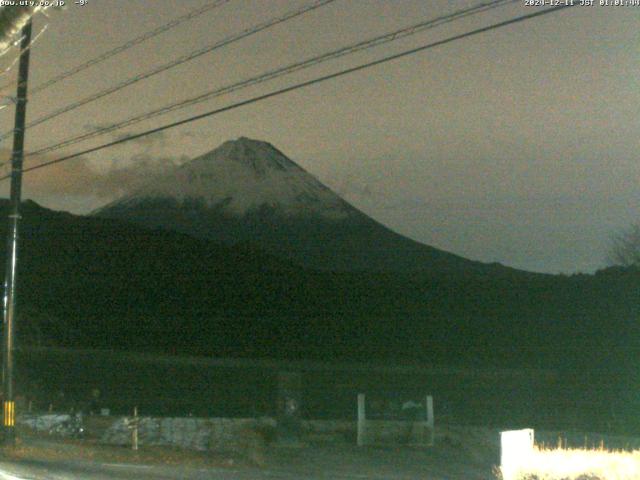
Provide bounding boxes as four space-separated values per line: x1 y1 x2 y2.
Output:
357 393 366 446
132 406 139 451
500 429 534 480
426 395 434 446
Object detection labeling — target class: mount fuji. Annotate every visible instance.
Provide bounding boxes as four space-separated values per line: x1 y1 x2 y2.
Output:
94 137 493 273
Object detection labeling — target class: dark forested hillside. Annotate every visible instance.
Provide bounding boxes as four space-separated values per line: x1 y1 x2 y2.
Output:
1 200 638 377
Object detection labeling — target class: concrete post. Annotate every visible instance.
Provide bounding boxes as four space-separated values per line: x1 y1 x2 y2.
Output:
426 395 434 446
357 393 366 446
276 371 302 446
132 406 139 451
500 428 534 480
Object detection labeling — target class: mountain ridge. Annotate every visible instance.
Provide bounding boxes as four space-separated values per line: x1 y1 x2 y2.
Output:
94 137 505 273
0 198 635 373
96 137 354 220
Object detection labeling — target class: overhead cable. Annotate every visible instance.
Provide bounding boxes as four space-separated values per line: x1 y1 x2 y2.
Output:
0 0 232 95
1 4 576 182
28 0 516 158
0 0 336 142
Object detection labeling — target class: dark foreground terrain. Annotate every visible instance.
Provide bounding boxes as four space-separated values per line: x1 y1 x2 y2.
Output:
3 426 638 480
3 201 640 436
0 426 500 480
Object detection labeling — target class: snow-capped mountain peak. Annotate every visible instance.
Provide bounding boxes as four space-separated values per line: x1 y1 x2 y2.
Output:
94 137 476 272
124 136 351 219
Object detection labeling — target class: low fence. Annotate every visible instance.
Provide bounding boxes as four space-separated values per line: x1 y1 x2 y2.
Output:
357 393 434 446
20 412 442 452
18 413 354 452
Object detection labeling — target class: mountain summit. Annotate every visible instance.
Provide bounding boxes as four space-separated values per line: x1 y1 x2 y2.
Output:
94 137 484 272
110 137 353 220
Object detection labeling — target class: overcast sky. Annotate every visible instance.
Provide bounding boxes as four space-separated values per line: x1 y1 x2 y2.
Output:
0 0 636 274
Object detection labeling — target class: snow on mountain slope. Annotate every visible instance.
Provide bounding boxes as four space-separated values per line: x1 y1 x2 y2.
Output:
94 137 487 272
107 137 352 220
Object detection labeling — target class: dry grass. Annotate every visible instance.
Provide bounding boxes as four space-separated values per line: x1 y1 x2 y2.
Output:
1 422 271 469
0 436 240 469
500 444 640 480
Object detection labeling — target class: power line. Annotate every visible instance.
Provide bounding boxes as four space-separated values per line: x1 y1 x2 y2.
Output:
1 4 575 182
0 0 232 95
27 0 516 159
0 0 336 143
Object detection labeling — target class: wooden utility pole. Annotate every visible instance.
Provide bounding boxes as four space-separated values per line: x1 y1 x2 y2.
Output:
2 19 33 445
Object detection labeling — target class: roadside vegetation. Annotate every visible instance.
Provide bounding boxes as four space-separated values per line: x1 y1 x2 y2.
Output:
500 444 640 480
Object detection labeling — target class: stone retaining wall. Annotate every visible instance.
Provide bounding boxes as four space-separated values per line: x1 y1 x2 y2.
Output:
19 414 430 452
102 416 276 452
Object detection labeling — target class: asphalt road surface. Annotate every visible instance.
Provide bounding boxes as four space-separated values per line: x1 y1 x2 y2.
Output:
0 443 496 479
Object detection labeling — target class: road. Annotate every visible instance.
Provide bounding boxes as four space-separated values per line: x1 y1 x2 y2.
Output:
0 460 287 480
0 443 496 479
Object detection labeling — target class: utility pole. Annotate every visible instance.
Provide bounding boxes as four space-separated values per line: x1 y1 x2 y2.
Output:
2 19 33 445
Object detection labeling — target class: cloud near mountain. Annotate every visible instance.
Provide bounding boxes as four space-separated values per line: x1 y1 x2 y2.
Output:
0 147 187 200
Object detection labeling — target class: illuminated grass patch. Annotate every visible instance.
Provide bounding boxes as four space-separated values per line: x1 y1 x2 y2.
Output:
501 445 640 480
